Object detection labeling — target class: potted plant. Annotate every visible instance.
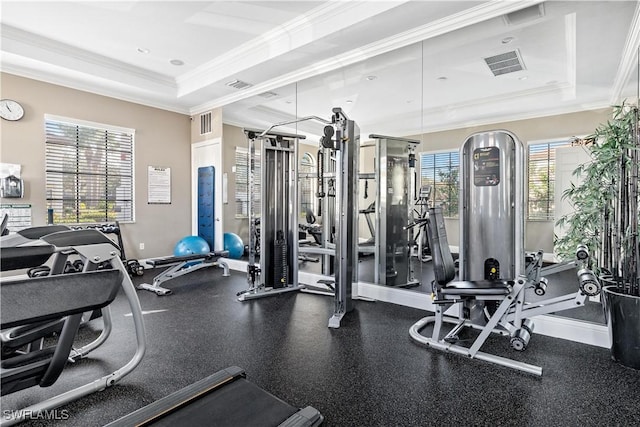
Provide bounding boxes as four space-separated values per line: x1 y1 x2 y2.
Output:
555 102 639 370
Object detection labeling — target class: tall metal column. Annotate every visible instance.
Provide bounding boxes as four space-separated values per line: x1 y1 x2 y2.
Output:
329 108 359 328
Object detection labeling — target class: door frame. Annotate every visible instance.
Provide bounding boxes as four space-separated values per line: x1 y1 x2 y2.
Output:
191 138 223 251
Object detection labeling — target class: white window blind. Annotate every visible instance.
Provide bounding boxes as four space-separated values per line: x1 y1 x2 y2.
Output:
235 147 260 218
528 140 571 220
419 151 460 218
45 118 134 223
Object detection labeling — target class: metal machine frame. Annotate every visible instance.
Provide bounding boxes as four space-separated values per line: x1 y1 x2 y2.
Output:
239 109 359 329
240 129 306 301
327 108 359 328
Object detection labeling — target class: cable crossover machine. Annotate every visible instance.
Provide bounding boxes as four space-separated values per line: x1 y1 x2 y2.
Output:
238 108 360 329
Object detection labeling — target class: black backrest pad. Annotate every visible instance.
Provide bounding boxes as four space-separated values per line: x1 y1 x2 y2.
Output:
17 225 70 240
42 229 119 250
427 207 456 285
1 245 56 271
1 269 123 329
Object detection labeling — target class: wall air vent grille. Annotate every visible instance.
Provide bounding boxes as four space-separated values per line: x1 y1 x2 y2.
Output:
200 111 212 135
504 4 545 25
258 91 278 98
484 50 526 76
225 79 253 89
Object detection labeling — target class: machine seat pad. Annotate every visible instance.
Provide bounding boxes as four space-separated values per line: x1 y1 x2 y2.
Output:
440 280 513 296
17 225 70 240
1 269 122 329
0 245 56 271
147 251 229 267
42 229 118 248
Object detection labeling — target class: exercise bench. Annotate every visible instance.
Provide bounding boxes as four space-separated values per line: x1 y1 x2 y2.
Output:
138 251 230 295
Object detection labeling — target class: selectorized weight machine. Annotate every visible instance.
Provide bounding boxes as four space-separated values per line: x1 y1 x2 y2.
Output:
239 128 306 300
410 130 601 376
238 108 359 328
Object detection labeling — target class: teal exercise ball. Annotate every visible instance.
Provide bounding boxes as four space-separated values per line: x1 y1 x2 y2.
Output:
174 236 210 257
223 232 244 259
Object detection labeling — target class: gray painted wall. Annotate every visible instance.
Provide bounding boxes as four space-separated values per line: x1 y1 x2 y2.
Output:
1 73 192 259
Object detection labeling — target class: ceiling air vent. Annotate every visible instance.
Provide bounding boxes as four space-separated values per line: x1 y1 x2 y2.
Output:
484 50 526 76
504 3 545 25
258 91 278 99
225 79 252 89
200 111 212 135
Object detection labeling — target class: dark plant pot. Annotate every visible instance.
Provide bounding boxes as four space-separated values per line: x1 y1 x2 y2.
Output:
602 285 640 370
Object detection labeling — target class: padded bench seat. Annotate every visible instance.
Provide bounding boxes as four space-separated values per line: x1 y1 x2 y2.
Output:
42 229 117 248
1 270 123 329
15 225 70 241
440 280 513 296
146 251 229 268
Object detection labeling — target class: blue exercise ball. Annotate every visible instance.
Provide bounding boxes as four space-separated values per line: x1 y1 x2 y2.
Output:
174 236 210 257
223 232 244 259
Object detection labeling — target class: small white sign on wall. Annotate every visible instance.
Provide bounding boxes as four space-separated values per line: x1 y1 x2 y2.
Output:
148 166 171 204
222 172 228 204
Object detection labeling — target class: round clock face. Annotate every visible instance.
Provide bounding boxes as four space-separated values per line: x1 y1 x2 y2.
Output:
0 99 25 121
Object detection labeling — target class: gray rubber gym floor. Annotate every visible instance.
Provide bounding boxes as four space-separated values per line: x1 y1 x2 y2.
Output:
3 266 639 426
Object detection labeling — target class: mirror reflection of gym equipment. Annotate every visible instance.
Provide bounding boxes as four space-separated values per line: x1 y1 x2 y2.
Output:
358 135 422 288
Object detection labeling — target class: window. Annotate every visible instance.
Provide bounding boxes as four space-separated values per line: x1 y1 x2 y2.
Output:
235 147 260 218
419 151 460 218
45 117 134 224
299 152 316 217
527 140 571 220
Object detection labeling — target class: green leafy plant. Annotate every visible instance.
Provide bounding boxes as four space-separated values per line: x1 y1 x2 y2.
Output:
555 103 639 296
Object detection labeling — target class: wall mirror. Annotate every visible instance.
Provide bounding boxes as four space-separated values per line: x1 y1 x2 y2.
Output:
223 1 640 329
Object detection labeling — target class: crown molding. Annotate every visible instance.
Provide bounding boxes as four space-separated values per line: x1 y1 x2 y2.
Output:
191 0 546 114
405 101 612 136
610 1 640 104
1 64 189 115
425 81 575 113
223 100 612 144
176 1 410 97
1 24 175 89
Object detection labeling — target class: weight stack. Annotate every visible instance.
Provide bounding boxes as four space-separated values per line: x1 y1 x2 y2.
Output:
272 230 287 289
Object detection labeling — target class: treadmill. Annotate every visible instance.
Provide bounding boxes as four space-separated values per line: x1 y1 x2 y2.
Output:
105 366 323 426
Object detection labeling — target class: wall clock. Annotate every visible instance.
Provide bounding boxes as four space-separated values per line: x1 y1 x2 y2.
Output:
0 99 25 121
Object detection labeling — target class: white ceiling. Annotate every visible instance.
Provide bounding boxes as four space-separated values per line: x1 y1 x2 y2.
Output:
1 1 639 138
